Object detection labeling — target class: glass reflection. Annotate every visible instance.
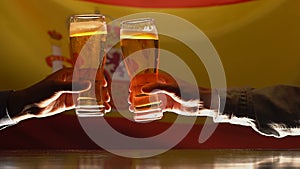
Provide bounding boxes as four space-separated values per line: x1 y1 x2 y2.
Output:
0 150 300 168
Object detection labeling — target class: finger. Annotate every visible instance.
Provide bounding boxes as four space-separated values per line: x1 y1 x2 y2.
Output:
131 93 174 112
94 86 110 103
48 93 70 114
95 78 107 87
129 104 134 112
51 93 75 112
103 90 110 102
104 101 111 113
63 93 76 109
132 94 161 111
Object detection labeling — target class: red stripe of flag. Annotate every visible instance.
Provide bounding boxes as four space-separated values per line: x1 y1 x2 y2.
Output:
82 0 252 8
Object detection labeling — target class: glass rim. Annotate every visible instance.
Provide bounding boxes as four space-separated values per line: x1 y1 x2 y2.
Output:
121 18 154 25
70 14 106 20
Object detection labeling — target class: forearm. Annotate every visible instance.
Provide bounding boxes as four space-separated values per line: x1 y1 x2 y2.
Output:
0 91 17 129
214 85 300 137
0 89 36 130
7 89 36 123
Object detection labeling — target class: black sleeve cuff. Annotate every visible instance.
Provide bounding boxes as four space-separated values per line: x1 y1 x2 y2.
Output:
221 87 255 119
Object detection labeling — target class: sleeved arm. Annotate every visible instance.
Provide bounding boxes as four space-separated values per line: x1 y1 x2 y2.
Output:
216 85 300 138
0 91 17 130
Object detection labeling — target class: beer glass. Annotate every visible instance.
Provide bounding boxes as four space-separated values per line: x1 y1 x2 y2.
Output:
69 14 107 117
120 18 162 121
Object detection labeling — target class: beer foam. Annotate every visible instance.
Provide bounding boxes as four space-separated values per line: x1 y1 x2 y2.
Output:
70 21 107 37
120 31 158 40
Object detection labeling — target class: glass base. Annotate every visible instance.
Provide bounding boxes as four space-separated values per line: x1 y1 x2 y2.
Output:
76 105 105 117
133 108 163 122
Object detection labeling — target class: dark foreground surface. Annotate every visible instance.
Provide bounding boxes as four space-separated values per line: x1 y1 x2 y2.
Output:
0 149 300 168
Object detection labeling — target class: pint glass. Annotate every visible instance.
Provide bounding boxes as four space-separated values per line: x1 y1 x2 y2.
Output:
69 14 107 117
120 18 162 121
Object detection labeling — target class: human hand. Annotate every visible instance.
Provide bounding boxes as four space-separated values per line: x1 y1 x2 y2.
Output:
7 68 110 122
129 71 212 121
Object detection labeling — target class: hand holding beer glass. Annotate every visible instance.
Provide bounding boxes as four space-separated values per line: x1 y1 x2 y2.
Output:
120 18 163 122
69 14 110 117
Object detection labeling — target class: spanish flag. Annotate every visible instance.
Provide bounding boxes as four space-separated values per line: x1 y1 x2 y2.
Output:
0 0 300 149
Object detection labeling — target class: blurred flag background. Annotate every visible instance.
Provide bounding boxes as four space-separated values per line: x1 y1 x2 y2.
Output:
0 0 299 149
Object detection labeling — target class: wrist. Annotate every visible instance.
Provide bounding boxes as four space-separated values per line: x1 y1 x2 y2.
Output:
199 87 213 109
199 87 221 118
7 90 23 117
7 90 34 123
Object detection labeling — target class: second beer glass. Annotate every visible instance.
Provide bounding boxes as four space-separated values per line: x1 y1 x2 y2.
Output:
120 18 163 121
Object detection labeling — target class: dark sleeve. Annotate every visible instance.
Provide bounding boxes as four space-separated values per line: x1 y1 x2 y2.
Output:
0 91 16 130
220 85 300 138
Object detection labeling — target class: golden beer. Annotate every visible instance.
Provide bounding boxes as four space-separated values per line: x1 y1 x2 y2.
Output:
69 14 107 117
120 18 162 121
120 32 159 77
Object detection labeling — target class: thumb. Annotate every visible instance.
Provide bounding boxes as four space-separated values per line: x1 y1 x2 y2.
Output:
142 83 180 95
54 80 91 93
